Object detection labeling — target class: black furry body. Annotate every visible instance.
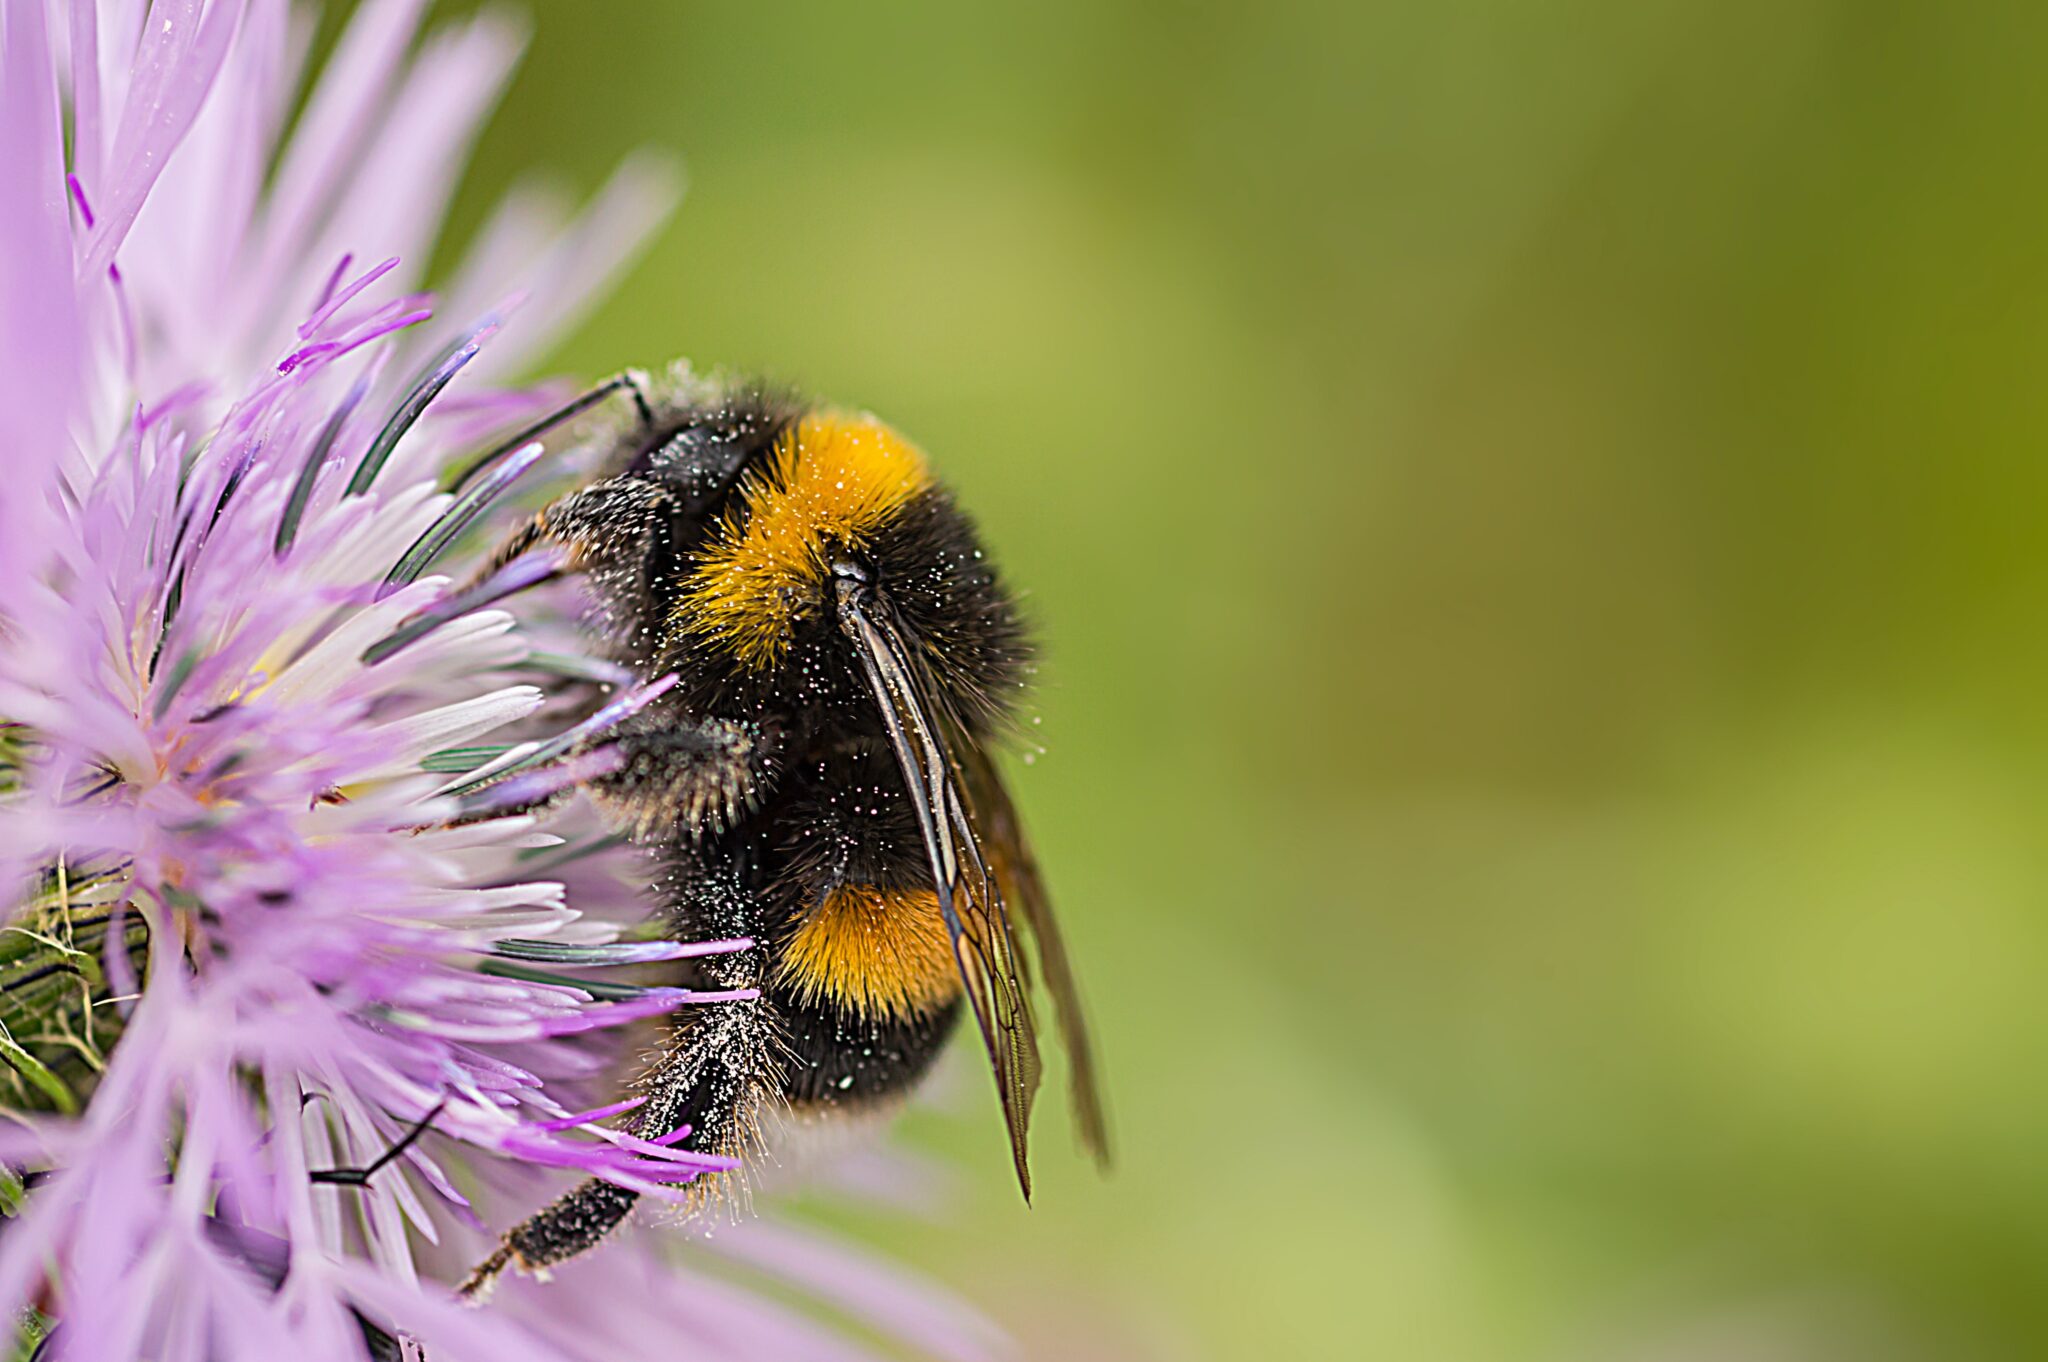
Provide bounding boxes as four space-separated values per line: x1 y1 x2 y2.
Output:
479 373 1030 1281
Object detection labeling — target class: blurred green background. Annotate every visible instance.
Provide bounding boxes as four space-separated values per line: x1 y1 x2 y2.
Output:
426 1 2048 1357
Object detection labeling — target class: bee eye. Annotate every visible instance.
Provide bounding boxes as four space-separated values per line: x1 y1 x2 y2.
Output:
830 559 869 585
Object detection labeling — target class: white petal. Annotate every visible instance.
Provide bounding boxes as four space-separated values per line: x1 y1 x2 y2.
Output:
358 685 541 779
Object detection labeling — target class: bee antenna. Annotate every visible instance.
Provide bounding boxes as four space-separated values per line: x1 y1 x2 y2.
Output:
444 369 653 495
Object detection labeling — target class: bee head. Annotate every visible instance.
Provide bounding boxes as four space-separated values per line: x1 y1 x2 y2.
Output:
663 411 1030 741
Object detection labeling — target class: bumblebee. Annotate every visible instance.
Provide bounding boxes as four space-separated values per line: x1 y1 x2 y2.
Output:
461 367 1108 1290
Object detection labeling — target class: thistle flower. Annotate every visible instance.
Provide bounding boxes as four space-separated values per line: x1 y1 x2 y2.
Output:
0 3 1001 1359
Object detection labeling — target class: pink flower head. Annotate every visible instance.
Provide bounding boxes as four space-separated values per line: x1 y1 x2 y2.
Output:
0 3 1004 1359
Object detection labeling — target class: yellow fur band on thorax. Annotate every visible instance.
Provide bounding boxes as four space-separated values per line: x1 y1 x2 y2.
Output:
776 883 962 1022
674 411 931 669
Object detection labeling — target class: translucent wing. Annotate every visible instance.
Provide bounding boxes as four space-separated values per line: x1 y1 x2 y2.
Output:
953 739 1111 1167
838 586 1044 1197
943 776 1046 1196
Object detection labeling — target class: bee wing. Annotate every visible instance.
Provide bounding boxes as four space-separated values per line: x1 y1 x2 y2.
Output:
838 586 1044 1198
951 739 1112 1168
942 779 1046 1196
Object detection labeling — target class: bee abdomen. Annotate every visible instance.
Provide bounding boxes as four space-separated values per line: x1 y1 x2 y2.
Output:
771 984 963 1108
773 883 962 1022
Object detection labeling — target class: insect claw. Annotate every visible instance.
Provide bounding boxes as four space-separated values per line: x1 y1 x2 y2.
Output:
456 1244 512 1302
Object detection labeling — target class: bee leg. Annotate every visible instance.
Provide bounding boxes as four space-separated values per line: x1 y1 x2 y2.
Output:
587 714 784 840
458 1177 640 1295
461 887 779 1295
306 1100 447 1186
470 473 671 583
432 714 784 838
458 993 780 1294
